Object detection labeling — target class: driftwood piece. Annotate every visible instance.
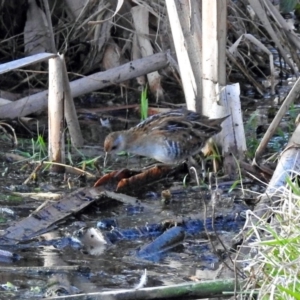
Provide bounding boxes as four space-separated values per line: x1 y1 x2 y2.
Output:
0 52 170 119
0 188 151 245
0 188 101 245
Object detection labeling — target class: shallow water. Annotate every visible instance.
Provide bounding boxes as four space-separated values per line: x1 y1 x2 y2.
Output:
0 86 298 297
0 139 252 298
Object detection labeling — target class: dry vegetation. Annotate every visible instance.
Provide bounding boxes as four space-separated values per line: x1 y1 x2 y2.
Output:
0 0 298 99
1 0 300 298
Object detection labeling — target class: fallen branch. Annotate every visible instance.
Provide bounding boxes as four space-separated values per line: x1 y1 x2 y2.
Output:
0 52 170 119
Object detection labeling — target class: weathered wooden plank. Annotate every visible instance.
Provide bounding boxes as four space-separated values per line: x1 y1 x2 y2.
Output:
0 187 100 245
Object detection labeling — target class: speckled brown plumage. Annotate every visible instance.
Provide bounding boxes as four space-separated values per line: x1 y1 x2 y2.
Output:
104 108 228 165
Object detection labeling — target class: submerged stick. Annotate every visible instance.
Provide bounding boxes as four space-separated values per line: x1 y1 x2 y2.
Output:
45 278 241 299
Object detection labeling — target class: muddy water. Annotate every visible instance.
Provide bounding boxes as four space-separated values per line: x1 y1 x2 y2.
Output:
0 92 298 298
0 138 250 298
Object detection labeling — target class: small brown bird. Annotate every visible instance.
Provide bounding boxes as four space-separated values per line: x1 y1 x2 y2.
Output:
104 108 228 166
